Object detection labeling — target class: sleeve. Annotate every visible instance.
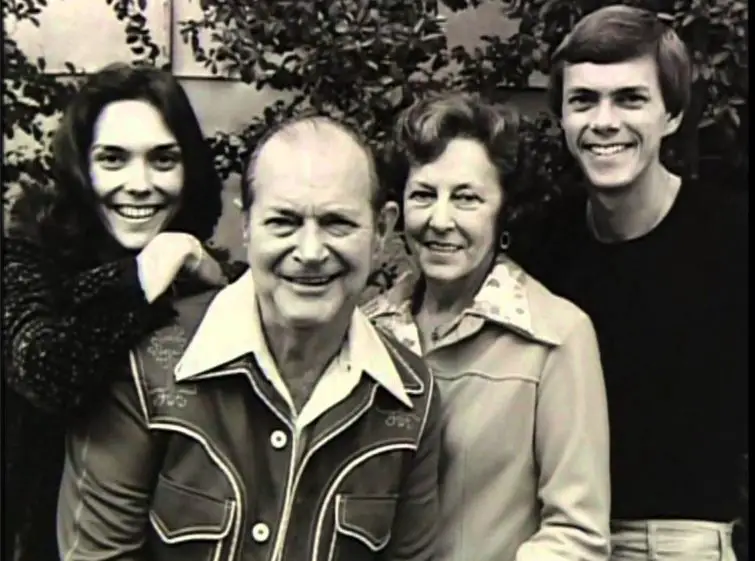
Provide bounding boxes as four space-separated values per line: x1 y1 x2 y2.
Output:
57 378 163 561
382 379 442 561
515 313 611 561
2 238 175 415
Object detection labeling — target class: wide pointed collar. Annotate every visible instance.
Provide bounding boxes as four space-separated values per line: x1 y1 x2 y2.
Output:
364 255 560 346
175 270 412 407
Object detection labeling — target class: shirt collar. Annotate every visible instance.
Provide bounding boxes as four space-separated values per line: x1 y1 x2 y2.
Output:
363 254 559 346
175 270 412 408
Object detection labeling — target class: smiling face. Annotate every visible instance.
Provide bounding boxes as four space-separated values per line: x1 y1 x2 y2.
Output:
560 54 683 191
89 99 184 249
403 137 503 287
245 125 396 331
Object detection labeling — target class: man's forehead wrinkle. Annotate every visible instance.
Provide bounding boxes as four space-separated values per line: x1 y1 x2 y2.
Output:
267 199 362 218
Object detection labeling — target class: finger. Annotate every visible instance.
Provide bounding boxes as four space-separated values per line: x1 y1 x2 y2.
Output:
194 257 228 286
182 243 203 273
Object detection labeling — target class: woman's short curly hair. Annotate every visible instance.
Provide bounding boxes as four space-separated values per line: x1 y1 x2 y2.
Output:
380 92 523 235
8 62 223 257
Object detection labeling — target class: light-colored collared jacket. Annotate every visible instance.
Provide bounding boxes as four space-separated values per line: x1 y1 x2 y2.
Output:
364 255 611 561
58 271 441 561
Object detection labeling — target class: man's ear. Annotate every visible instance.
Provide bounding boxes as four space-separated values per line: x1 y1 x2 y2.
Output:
375 201 400 248
663 110 684 137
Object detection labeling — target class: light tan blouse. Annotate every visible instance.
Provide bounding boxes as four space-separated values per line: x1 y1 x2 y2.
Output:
364 255 610 561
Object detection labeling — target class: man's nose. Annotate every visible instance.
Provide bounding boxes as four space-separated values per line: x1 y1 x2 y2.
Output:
294 221 328 264
590 100 620 134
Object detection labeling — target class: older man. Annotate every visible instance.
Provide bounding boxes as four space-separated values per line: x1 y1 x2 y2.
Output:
57 116 441 561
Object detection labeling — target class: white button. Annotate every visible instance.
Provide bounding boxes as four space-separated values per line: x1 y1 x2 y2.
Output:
270 430 288 450
251 522 270 543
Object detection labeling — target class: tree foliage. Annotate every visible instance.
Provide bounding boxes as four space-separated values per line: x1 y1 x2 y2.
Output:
3 0 747 210
178 0 456 190
3 0 748 299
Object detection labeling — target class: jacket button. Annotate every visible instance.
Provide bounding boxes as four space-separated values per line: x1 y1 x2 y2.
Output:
251 522 270 543
270 430 288 450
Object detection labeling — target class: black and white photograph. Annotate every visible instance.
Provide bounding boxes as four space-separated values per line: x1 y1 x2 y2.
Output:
2 0 748 560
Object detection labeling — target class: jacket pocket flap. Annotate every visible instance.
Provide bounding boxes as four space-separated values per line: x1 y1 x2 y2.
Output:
149 475 234 544
334 494 398 552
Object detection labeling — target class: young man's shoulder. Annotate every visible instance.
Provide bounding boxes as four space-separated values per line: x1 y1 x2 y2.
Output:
679 177 747 238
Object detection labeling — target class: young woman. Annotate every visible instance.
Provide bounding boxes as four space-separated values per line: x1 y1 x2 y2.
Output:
3 62 243 561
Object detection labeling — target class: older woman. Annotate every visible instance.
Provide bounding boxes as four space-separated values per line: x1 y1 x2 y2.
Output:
365 93 610 561
3 62 242 561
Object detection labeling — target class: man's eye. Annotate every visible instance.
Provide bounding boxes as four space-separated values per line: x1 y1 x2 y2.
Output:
567 96 593 109
266 217 296 228
617 94 647 107
321 217 357 235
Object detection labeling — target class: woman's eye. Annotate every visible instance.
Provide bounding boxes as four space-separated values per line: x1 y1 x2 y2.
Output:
408 191 435 202
150 152 182 171
95 152 127 170
453 193 481 206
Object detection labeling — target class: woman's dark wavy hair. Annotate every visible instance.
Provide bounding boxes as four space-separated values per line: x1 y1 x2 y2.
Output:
379 92 523 240
8 62 223 260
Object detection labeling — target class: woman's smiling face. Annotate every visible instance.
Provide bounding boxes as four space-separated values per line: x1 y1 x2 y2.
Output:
88 99 184 250
403 137 503 286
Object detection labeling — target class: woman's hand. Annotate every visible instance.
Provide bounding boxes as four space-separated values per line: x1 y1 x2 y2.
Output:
136 232 227 303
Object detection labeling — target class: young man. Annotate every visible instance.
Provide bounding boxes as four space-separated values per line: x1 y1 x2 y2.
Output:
57 116 442 561
537 5 748 560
